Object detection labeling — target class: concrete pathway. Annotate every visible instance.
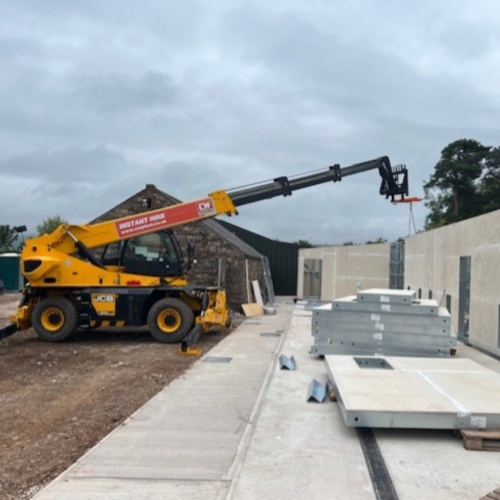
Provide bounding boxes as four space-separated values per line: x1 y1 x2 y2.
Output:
32 299 500 500
32 302 291 500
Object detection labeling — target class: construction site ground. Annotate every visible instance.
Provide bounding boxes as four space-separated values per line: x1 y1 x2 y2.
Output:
2 294 500 500
0 293 234 500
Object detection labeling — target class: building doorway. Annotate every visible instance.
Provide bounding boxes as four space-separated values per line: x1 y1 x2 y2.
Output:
458 256 471 341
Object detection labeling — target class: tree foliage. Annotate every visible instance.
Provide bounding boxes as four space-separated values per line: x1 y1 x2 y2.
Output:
36 215 68 236
365 237 388 245
0 225 19 253
293 239 313 247
424 139 494 229
478 147 500 214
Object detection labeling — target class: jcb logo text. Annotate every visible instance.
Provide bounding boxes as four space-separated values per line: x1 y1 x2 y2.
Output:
93 295 115 303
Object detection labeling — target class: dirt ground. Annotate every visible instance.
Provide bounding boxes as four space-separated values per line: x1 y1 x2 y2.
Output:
0 293 235 500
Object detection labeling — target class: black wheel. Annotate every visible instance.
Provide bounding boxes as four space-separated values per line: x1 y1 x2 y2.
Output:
32 297 79 342
147 298 195 343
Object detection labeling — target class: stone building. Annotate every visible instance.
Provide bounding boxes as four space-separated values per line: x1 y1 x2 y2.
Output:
91 184 267 309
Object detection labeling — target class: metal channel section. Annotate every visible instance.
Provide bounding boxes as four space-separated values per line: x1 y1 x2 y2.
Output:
325 355 500 429
306 379 327 403
278 354 296 371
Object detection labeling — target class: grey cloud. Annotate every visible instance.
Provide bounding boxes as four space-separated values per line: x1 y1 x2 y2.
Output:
0 0 499 243
0 36 43 61
0 145 126 181
74 71 176 115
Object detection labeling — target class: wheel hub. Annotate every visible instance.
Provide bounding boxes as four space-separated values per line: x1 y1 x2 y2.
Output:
41 307 64 332
157 309 181 333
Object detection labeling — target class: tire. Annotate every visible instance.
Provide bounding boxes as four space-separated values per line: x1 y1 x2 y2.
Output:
32 297 79 342
147 298 195 343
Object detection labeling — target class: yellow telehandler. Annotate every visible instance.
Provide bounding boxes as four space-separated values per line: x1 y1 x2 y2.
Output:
0 156 408 345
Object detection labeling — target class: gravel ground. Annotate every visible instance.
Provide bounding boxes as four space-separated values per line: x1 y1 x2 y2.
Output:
0 293 234 500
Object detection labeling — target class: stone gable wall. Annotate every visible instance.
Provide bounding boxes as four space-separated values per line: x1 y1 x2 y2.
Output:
91 185 265 309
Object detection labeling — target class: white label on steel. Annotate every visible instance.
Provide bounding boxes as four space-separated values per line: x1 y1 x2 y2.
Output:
381 305 391 312
380 295 390 302
373 333 383 341
371 314 381 321
470 416 487 428
375 323 385 331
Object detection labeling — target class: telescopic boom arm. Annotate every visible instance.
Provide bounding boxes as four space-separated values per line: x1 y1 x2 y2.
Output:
228 156 408 206
27 156 408 255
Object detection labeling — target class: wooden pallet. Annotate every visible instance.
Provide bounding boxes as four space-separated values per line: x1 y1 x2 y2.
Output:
478 486 500 500
461 429 500 451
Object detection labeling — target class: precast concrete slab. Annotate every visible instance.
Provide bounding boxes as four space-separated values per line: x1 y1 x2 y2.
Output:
312 291 454 357
311 344 452 358
357 288 416 304
313 313 450 335
312 308 451 325
311 341 454 358
312 330 456 347
325 355 500 429
331 297 440 315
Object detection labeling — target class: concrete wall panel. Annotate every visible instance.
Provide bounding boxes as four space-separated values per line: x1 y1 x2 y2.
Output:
405 209 500 357
297 243 390 301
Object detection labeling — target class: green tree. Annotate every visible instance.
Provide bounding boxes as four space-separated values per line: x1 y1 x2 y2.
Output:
293 239 313 247
36 215 68 236
478 147 500 214
424 139 490 229
365 237 387 245
0 225 19 252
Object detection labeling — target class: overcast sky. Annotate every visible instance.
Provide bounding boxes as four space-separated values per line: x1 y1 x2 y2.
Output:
1 0 499 244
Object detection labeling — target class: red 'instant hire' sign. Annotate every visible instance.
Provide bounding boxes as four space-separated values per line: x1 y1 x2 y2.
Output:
115 209 169 238
115 198 216 238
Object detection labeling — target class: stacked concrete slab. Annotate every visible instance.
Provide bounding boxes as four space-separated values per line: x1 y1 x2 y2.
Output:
310 288 456 357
